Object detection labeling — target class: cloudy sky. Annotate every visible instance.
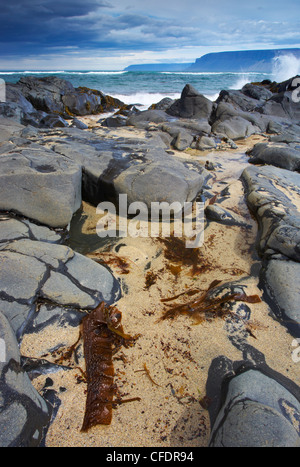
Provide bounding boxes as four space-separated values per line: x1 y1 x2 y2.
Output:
0 0 299 70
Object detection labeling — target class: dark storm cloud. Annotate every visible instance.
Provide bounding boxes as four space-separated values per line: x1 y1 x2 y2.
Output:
0 0 112 53
0 0 299 65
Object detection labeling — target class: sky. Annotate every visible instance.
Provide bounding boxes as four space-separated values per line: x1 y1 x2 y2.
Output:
0 0 300 70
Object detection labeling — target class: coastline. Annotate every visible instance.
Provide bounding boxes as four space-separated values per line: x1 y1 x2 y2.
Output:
0 74 300 447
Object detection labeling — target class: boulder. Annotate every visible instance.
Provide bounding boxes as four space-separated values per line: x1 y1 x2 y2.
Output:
212 116 259 140
257 90 300 121
209 368 300 447
62 89 101 116
70 118 89 130
101 114 127 128
193 135 217 150
12 76 125 119
40 114 69 128
0 102 24 123
126 109 170 128
167 84 213 120
5 83 36 115
16 76 74 115
211 101 270 132
171 129 194 151
215 88 260 112
241 83 273 101
261 259 300 331
267 121 300 143
150 97 175 110
113 151 206 210
158 120 212 151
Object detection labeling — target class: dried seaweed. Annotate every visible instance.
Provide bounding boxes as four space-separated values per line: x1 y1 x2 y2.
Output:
93 252 131 274
159 280 261 324
135 363 162 387
81 302 139 431
158 235 212 276
199 395 212 410
144 271 158 289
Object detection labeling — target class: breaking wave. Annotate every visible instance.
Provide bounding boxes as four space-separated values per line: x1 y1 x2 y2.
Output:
272 54 300 82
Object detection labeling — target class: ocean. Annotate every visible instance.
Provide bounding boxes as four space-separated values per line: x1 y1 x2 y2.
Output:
0 70 275 109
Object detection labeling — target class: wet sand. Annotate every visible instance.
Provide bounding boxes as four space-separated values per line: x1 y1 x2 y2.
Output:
20 130 300 447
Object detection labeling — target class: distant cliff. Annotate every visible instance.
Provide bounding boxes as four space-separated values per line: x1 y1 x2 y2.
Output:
124 49 300 73
124 63 192 72
188 49 300 72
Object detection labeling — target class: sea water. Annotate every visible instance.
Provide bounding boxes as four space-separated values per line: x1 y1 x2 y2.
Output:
1 53 299 109
0 70 274 109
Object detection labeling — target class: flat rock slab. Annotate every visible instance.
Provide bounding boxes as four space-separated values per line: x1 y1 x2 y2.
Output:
0 142 82 228
0 239 121 336
0 117 25 142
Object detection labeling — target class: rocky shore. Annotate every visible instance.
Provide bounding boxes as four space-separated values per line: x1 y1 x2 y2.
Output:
0 75 299 447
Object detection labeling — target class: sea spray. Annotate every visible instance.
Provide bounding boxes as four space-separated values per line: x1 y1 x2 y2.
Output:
272 54 300 82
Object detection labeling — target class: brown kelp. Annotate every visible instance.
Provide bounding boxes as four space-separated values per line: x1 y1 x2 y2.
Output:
81 302 139 431
159 280 261 324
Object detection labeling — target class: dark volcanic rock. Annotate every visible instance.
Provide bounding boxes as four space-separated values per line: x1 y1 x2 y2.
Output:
241 82 273 101
256 81 300 122
215 88 261 112
17 76 74 115
9 76 126 121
